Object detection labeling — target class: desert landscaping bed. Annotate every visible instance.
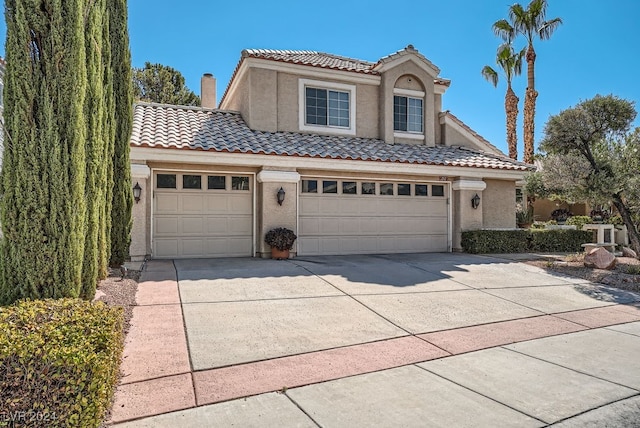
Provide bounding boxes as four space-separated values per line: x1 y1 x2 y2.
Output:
526 255 640 292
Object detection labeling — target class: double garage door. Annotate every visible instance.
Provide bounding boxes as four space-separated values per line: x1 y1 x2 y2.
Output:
153 171 253 258
299 178 449 256
152 171 449 258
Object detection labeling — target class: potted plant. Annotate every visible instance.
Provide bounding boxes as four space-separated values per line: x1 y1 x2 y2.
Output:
264 227 297 260
516 207 534 228
550 208 573 224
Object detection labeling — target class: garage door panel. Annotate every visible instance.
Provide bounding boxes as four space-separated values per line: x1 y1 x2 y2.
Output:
300 217 320 235
156 194 179 214
155 239 179 258
299 181 449 256
181 239 204 257
181 195 204 213
153 172 253 259
155 217 179 235
229 216 252 234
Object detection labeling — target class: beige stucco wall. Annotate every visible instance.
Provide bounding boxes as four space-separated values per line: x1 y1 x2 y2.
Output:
130 164 151 261
482 179 516 228
248 68 278 132
274 72 379 138
380 60 436 146
452 187 483 251
442 122 472 148
257 180 298 258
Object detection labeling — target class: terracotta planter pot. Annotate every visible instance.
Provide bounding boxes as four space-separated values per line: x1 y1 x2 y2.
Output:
270 247 290 260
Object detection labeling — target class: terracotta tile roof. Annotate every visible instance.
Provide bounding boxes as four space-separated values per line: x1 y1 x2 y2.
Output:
131 103 531 171
220 46 451 105
243 49 377 75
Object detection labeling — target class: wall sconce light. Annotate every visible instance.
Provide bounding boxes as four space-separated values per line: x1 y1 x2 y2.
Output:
277 187 286 206
133 182 142 204
471 193 480 209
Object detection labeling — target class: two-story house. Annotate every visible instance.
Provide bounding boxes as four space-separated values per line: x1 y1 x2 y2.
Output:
129 45 531 260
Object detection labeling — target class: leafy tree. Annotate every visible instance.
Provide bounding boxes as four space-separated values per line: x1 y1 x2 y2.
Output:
537 95 640 256
109 0 134 267
133 62 200 106
482 43 525 160
494 0 562 164
1 0 88 303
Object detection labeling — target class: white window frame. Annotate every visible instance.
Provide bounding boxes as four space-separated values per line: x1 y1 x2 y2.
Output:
393 88 425 140
299 78 356 136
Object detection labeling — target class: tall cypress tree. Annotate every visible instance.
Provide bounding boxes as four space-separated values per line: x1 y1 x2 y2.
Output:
109 0 134 266
81 0 107 298
1 0 88 303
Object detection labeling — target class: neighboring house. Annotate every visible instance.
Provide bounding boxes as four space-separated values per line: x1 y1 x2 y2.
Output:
129 45 532 261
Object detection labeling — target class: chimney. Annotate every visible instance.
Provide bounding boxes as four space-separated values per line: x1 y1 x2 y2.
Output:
201 73 216 109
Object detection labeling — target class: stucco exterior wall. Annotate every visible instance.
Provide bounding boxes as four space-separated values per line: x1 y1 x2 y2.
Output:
257 171 299 257
248 68 278 132
380 60 436 146
130 164 151 261
452 179 484 251
442 122 473 148
482 179 516 228
274 72 379 138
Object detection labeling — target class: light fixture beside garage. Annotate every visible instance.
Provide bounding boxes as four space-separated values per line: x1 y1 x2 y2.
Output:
471 193 480 209
277 187 286 206
133 182 142 204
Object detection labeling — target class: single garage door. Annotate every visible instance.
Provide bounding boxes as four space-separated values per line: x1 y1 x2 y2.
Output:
299 178 449 256
153 172 253 258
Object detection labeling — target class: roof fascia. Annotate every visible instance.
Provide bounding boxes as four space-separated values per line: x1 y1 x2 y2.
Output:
374 55 439 78
131 147 527 180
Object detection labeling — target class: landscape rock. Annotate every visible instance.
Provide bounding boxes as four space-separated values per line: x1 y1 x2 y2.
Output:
622 247 638 259
584 247 617 270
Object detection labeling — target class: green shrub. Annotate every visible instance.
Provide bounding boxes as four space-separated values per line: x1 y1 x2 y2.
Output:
461 230 530 254
566 215 592 231
461 229 593 254
0 299 124 427
529 229 593 252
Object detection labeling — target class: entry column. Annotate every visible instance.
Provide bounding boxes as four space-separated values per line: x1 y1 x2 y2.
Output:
452 178 486 251
256 170 300 258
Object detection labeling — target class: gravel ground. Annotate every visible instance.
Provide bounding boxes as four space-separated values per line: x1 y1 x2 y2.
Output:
526 255 640 292
95 267 140 335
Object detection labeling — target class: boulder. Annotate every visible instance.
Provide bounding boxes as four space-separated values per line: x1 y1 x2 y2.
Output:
622 246 638 259
584 247 617 270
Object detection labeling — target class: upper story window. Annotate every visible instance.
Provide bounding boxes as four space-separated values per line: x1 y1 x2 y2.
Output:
306 88 349 127
299 78 356 135
393 88 425 139
394 95 423 133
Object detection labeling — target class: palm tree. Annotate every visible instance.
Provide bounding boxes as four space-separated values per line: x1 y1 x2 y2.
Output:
482 43 525 160
493 0 562 164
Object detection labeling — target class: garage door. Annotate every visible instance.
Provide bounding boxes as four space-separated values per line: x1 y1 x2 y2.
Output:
299 179 449 255
153 172 253 258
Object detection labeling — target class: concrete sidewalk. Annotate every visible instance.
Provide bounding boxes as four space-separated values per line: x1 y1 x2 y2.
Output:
109 253 640 427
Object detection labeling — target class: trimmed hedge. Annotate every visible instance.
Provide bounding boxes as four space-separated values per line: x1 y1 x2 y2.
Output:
462 229 593 254
529 229 593 252
0 299 124 427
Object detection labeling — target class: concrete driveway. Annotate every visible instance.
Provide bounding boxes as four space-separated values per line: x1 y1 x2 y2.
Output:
110 253 640 427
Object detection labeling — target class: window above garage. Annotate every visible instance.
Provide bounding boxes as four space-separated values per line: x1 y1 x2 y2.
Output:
301 179 446 197
299 78 356 136
155 173 251 191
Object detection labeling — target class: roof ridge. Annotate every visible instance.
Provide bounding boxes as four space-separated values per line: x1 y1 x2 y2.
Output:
134 101 241 115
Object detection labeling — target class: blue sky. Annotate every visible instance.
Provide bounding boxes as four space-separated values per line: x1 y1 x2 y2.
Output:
2 1 639 159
